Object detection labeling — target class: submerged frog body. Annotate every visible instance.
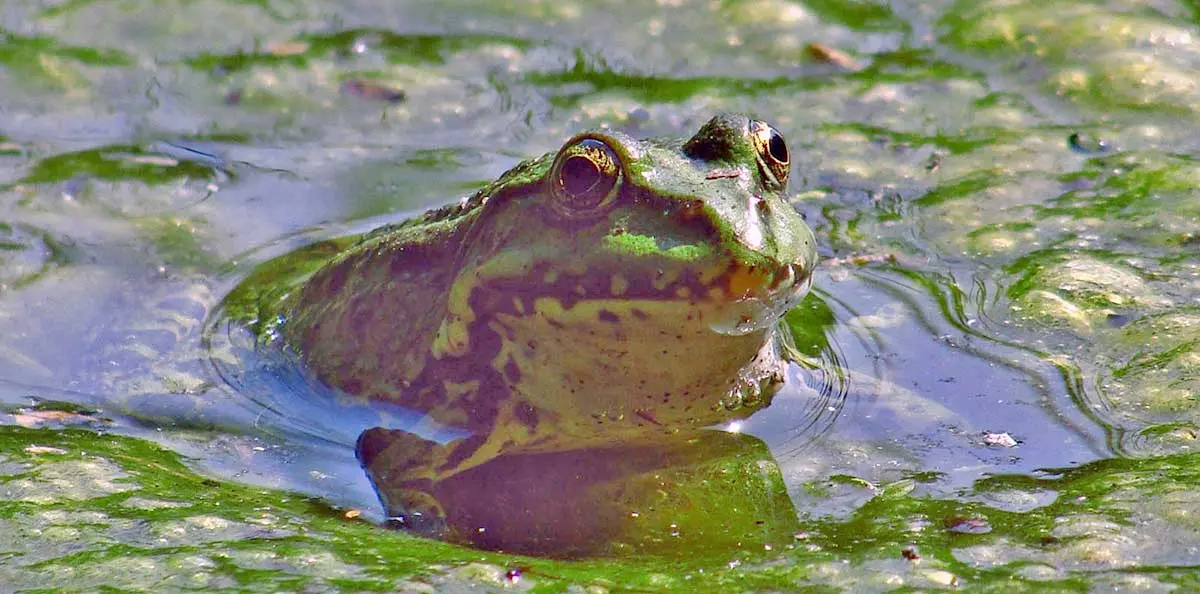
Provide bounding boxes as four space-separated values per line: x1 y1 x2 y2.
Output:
283 114 817 530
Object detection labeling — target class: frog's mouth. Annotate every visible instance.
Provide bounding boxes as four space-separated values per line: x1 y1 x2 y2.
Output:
706 260 812 335
464 254 812 337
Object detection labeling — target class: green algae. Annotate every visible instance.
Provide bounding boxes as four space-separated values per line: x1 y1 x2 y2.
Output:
0 0 1199 590
3 424 1195 591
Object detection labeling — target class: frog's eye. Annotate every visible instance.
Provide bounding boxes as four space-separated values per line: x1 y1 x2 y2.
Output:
548 138 623 220
751 120 790 191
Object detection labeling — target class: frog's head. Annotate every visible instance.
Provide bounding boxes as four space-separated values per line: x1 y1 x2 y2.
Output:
437 114 817 426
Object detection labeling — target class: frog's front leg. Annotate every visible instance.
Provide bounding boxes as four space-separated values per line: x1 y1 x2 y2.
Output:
355 427 507 535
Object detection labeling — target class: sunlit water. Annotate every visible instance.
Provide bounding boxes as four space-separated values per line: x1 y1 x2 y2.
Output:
2 195 1113 525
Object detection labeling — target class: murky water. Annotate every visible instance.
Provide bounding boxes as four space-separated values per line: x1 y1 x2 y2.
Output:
1 0 1198 590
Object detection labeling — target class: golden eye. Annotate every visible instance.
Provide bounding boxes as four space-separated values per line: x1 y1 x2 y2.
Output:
548 138 623 219
750 120 790 191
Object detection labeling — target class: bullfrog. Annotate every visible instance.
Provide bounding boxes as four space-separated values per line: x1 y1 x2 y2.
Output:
278 114 817 531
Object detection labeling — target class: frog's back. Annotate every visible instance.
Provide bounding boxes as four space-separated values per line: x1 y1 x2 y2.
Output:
283 155 552 416
287 218 465 404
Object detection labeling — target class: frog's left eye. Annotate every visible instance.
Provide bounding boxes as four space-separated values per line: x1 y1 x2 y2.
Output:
750 120 790 191
548 138 623 220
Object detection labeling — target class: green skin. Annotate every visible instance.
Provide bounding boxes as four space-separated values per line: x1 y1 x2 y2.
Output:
283 114 817 530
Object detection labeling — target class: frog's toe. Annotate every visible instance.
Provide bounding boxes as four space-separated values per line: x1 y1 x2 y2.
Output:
356 427 439 475
356 427 450 536
383 489 448 536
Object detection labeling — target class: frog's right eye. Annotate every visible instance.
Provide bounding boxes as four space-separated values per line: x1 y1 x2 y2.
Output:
548 137 623 220
750 120 790 191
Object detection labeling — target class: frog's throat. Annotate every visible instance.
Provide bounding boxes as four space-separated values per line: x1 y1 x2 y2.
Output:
430 255 807 360
423 249 798 430
438 294 785 429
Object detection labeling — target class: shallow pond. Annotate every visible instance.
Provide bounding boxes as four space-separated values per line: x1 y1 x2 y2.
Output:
1 0 1199 591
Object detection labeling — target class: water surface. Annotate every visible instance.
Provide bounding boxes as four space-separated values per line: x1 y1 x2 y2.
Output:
1 0 1199 590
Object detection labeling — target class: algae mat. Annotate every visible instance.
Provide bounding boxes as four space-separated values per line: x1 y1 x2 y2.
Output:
1 0 1199 591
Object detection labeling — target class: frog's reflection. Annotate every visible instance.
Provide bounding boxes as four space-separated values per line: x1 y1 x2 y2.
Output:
355 427 799 558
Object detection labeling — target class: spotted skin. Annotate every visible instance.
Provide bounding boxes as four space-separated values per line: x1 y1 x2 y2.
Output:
272 114 818 532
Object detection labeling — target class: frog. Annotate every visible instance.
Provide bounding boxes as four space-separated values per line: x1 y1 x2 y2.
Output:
271 114 818 532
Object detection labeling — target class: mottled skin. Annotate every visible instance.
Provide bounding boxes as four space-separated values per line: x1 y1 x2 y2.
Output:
284 114 817 530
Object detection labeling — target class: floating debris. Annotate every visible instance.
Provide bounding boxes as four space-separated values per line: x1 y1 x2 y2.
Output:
504 568 522 584
126 155 179 167
1172 426 1198 440
823 251 899 268
925 569 960 587
946 517 992 534
265 39 310 57
341 80 407 103
805 42 860 70
982 431 1019 448
1105 312 1132 328
12 408 104 428
925 152 943 173
23 445 68 455
148 141 229 171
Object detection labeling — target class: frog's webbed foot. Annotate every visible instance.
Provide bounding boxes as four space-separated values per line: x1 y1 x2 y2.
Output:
383 488 447 535
356 427 446 534
721 367 785 412
356 427 493 536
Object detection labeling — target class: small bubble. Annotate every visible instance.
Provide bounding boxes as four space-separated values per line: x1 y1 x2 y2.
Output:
1068 132 1110 154
1105 312 1132 328
350 33 381 55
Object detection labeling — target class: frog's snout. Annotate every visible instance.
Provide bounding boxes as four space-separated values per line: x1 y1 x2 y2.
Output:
774 260 814 306
707 258 811 336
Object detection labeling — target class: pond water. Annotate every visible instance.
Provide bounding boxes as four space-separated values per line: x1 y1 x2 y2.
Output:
1 0 1199 591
